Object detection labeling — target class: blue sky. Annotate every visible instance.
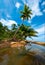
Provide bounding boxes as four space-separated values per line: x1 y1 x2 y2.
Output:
0 0 45 42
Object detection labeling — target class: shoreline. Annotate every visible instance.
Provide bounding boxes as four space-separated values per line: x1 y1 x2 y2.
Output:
31 41 45 46
0 40 45 48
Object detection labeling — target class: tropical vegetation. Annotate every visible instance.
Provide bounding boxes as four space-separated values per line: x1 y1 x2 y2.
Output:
0 4 38 42
0 22 38 42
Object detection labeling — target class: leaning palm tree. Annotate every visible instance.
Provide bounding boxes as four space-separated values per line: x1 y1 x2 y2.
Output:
13 4 32 40
19 24 38 40
14 24 38 41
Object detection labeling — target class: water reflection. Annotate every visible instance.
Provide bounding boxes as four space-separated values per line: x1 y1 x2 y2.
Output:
26 43 45 54
0 43 45 65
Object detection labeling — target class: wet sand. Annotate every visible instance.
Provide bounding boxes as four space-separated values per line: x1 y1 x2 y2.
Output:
0 41 45 65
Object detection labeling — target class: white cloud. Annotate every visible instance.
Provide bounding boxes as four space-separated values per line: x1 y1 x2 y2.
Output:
30 23 45 42
32 34 45 42
42 1 45 6
22 0 43 19
15 2 21 8
35 24 45 35
28 20 31 23
26 34 45 42
7 14 11 18
7 20 17 26
42 1 45 13
0 18 17 27
28 18 31 23
43 9 45 12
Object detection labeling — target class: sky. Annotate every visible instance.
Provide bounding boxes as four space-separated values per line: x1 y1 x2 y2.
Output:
0 0 45 42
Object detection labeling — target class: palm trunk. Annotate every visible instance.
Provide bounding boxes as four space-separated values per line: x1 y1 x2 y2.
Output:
13 20 24 40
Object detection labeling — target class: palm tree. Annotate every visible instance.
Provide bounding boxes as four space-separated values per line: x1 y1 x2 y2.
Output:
11 24 16 31
19 24 38 40
10 24 17 40
20 4 32 21
13 4 32 40
14 24 38 41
